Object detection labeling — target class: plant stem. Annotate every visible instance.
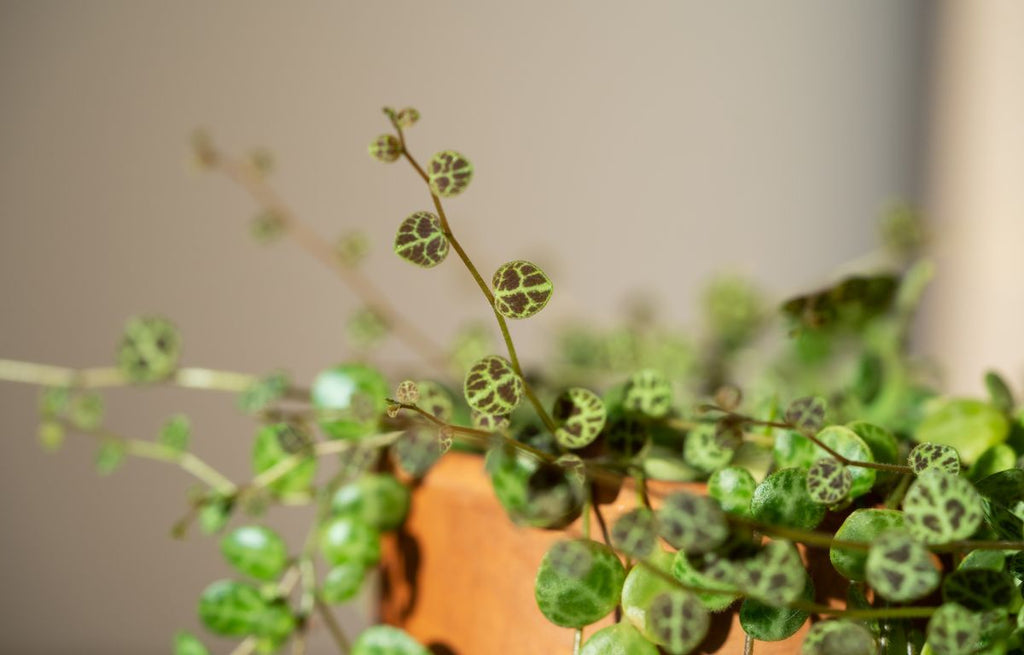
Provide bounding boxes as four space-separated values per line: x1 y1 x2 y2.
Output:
249 431 405 490
573 628 582 655
65 422 239 495
0 358 257 392
229 637 257 655
711 406 913 475
314 595 351 654
213 152 452 374
387 114 558 433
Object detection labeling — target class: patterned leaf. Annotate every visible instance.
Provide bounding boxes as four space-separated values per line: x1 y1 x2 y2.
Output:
926 603 981 655
413 380 454 422
708 466 757 517
656 491 728 554
801 620 876 655
684 423 735 473
812 426 876 499
903 470 983 544
865 529 939 602
492 260 554 319
220 525 288 581
391 425 442 478
623 369 673 419
806 457 852 505
463 355 523 415
784 396 827 435
320 516 381 567
471 410 510 432
116 315 181 383
395 107 420 128
646 590 710 655
427 150 473 197
907 442 961 475
393 211 449 268
671 550 741 611
740 575 814 641
368 134 401 163
534 539 625 628
552 387 606 449
942 568 1016 612
751 467 826 531
611 508 658 559
198 580 271 637
251 423 316 495
737 540 805 607
330 473 410 532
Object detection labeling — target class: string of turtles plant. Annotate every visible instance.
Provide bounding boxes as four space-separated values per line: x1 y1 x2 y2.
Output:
3 107 1024 655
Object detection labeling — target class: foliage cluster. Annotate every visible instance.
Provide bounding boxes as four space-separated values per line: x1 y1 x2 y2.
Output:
6 107 1024 655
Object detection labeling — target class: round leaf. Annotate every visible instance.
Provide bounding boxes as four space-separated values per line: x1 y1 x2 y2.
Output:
463 355 523 415
806 457 852 505
671 550 740 611
942 568 1016 612
684 423 735 473
427 150 473 197
391 425 442 478
198 580 267 636
580 623 658 655
368 134 401 163
812 426 876 498
751 467 826 531
865 529 939 602
708 466 757 517
623 369 673 419
622 548 677 638
320 516 380 567
908 442 961 475
351 625 429 655
903 470 984 544
611 508 658 559
926 603 982 655
331 473 410 532
220 526 289 581
785 396 826 434
116 315 181 383
312 364 388 440
801 620 877 655
552 387 606 449
535 539 625 628
740 574 814 641
173 631 210 655
160 414 191 453
393 211 449 268
492 260 554 319
321 562 366 605
830 508 905 581
737 540 805 607
656 491 728 554
646 589 710 655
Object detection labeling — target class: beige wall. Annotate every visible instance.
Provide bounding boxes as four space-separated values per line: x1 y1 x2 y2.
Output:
0 2 929 652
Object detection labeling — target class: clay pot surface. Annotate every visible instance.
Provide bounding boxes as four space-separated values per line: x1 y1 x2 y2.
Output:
380 451 834 654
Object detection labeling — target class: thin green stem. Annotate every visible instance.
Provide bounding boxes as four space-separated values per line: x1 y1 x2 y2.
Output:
387 113 558 433
249 431 405 490
0 359 257 392
710 406 913 475
65 423 238 495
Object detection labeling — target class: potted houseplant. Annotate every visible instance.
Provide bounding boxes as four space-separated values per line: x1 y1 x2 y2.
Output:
3 106 1024 655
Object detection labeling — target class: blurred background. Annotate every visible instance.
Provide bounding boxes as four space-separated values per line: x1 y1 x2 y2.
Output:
1 1 1021 652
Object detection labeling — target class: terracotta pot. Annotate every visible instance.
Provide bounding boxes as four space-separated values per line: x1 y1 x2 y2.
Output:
380 451 836 654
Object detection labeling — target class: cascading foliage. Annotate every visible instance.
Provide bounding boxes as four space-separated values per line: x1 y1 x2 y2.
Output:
10 106 1024 655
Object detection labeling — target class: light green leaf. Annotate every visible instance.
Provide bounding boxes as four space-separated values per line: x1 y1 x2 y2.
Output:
220 526 289 581
915 398 1008 464
352 625 429 655
535 539 625 628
